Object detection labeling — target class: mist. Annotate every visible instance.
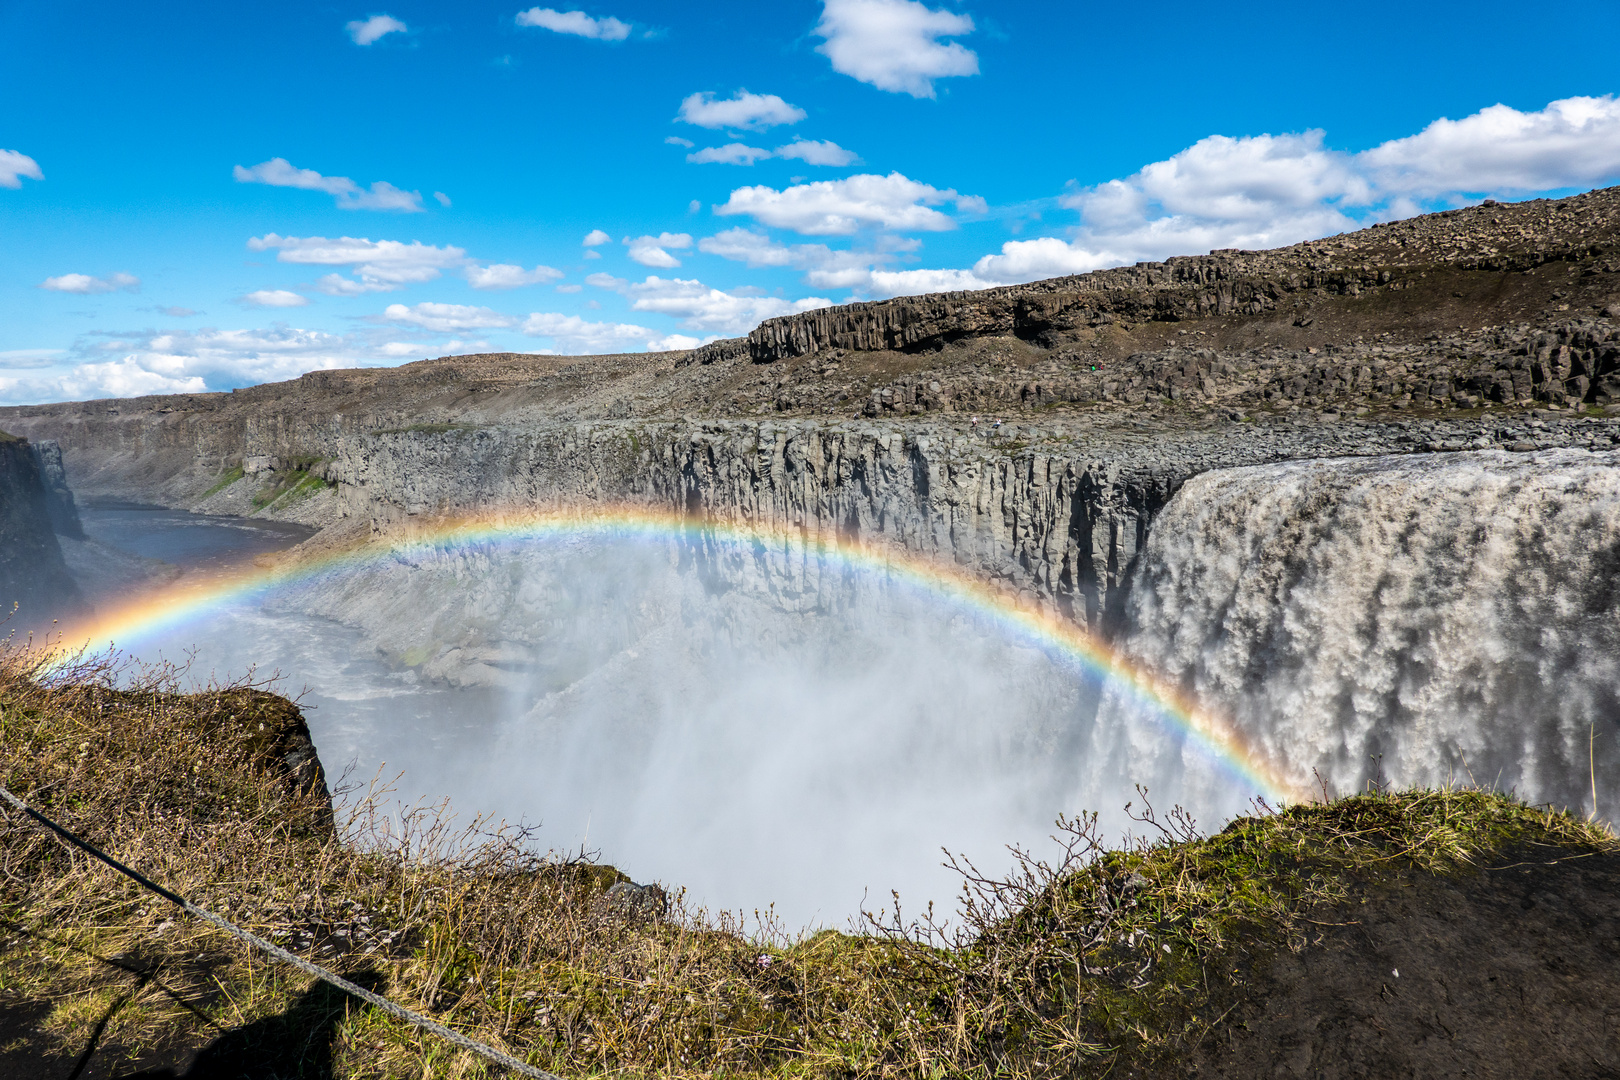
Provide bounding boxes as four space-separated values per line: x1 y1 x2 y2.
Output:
119 528 1265 930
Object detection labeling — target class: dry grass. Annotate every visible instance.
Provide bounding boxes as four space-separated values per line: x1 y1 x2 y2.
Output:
1 639 1614 1079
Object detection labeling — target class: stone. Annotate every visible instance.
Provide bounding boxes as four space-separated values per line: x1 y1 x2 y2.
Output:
602 880 669 921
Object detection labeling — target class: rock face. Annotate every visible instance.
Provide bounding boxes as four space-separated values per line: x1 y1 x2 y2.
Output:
0 431 83 625
28 440 83 539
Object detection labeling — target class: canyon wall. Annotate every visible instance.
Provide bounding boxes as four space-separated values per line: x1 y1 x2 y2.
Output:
0 433 82 625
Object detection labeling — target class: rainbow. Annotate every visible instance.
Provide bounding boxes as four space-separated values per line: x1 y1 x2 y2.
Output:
50 505 1307 802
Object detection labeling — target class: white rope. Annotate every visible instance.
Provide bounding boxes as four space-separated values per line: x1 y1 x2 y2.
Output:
0 783 563 1080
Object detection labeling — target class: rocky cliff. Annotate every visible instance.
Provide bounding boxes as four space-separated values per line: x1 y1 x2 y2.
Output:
0 431 83 627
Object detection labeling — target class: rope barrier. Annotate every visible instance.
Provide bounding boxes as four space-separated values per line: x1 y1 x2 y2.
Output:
0 783 563 1080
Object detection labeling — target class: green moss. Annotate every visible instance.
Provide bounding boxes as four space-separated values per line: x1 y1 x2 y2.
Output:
201 465 245 498
0 428 22 443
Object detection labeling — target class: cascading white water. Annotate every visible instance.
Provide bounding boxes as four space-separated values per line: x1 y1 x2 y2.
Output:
1108 448 1620 814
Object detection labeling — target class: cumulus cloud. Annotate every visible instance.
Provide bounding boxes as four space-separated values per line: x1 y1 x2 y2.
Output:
465 263 564 289
625 232 693 268
697 227 908 288
775 139 860 166
1360 95 1620 196
249 233 467 292
40 272 140 295
516 8 631 40
582 229 611 246
955 94 1620 291
0 325 417 405
0 150 43 189
234 158 424 212
434 191 452 207
519 312 659 352
687 143 772 166
715 172 976 234
242 289 309 307
813 0 977 99
626 276 832 335
346 14 407 45
383 302 517 331
677 90 806 131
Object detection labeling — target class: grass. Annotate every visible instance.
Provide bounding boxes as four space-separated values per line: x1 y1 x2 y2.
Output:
1 642 1613 1078
249 457 335 511
200 465 245 499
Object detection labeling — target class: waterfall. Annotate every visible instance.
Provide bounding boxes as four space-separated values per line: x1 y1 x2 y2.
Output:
1107 448 1620 815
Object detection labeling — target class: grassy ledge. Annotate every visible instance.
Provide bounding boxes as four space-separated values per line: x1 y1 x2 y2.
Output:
0 646 1613 1078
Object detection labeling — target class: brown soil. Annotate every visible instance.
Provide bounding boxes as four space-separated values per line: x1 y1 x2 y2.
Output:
1187 848 1620 1079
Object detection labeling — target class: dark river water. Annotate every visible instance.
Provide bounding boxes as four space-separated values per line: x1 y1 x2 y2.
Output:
81 501 317 571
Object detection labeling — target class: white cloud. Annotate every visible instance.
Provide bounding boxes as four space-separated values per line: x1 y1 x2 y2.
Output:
626 276 832 334
515 8 631 40
0 150 43 189
677 90 806 131
665 136 695 148
813 0 978 99
0 325 420 405
465 263 564 288
964 128 1373 281
585 272 627 289
774 138 860 166
234 158 424 212
1360 95 1620 195
520 312 659 352
648 333 705 351
15 358 210 401
685 139 860 167
625 232 692 268
945 93 1620 292
864 268 995 297
242 289 309 307
582 228 612 246
40 272 140 295
383 302 517 332
249 233 467 291
346 14 407 45
697 227 906 288
687 143 772 165
316 274 388 296
715 171 975 234
434 191 452 207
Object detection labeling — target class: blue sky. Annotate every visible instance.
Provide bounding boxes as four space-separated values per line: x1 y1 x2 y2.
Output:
3 0 1620 403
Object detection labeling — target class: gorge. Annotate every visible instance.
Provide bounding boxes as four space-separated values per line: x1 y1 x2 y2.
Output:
4 187 1620 924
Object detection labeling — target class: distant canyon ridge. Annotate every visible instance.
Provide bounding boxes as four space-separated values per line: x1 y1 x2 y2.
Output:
4 186 1620 633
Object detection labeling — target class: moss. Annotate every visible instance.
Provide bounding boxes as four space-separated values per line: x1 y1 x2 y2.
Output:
201 465 245 498
0 428 23 443
250 460 335 511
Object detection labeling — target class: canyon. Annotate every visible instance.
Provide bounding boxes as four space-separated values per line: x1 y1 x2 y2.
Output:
3 187 1620 827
